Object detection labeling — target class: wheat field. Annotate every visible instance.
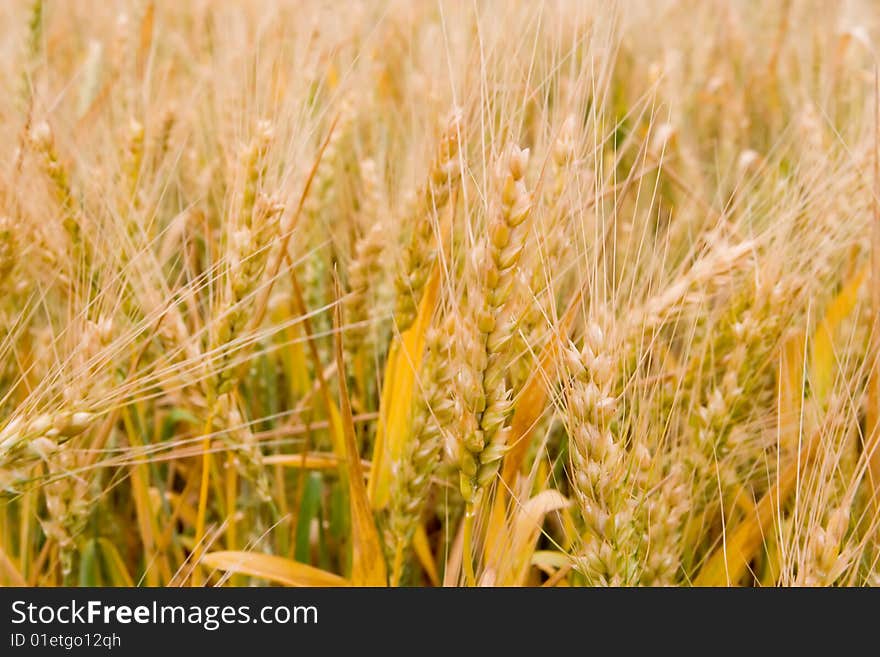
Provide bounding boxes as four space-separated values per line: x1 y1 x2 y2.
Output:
1 0 880 587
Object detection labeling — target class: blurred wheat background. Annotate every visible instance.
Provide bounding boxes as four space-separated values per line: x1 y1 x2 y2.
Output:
1 0 880 587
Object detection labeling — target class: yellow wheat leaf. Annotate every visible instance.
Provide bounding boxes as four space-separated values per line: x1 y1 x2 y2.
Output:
695 428 820 586
327 61 339 90
326 397 346 460
531 550 571 572
276 304 310 400
367 340 398 505
810 265 867 406
137 2 155 80
412 523 440 586
202 551 348 586
368 266 440 509
334 283 388 586
778 329 807 454
263 452 371 471
500 490 569 586
0 545 25 586
758 525 783 587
